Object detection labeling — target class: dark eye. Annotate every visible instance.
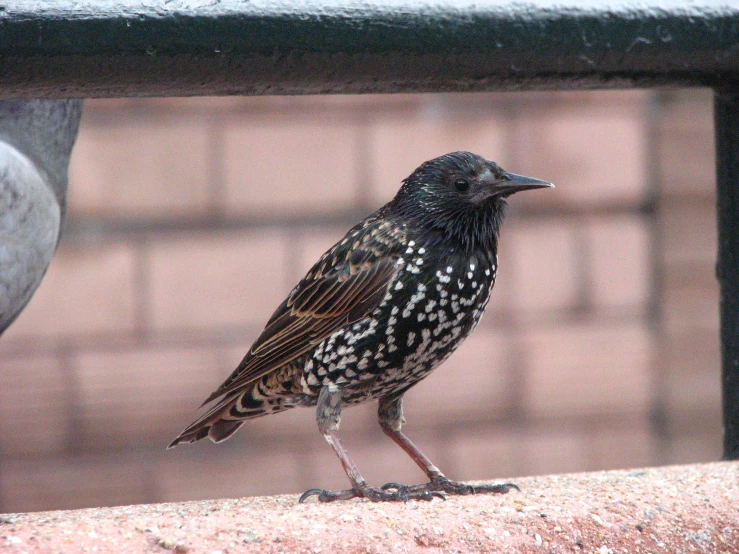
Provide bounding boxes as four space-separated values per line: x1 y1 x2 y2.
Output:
454 179 470 193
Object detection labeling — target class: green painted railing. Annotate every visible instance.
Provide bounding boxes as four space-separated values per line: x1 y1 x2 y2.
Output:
2 1 739 97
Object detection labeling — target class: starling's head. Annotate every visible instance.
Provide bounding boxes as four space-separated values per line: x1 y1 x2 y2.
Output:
392 151 553 250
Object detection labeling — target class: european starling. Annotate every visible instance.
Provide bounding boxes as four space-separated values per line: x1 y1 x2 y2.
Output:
169 151 553 502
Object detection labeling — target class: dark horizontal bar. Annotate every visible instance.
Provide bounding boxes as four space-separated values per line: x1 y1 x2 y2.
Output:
2 1 739 98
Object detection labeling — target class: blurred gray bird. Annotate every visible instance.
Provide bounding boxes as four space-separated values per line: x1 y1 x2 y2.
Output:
0 100 83 335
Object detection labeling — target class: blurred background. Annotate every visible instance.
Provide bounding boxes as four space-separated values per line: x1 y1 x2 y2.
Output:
0 89 719 513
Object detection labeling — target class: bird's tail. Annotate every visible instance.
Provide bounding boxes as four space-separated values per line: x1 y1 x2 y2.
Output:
167 394 243 448
167 386 281 449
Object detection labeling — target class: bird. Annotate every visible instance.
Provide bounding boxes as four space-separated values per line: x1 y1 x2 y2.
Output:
169 151 553 502
0 100 83 335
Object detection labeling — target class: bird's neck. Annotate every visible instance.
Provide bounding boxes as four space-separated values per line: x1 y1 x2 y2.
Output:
417 206 504 258
387 196 506 258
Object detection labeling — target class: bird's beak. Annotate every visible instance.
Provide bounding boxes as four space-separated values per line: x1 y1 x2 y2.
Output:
490 172 554 197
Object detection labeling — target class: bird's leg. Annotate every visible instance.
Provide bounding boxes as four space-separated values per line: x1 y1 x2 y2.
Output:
300 384 365 502
378 394 519 497
299 384 441 503
377 393 444 482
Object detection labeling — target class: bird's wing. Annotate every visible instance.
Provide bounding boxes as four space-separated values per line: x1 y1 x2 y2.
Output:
201 216 404 405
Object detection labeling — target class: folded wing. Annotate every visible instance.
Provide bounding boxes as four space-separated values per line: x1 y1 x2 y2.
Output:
202 216 405 405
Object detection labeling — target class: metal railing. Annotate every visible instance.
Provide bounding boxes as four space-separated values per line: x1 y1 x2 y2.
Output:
2 0 737 458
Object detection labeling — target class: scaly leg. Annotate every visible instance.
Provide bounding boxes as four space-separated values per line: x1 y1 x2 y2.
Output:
299 384 443 503
377 393 519 497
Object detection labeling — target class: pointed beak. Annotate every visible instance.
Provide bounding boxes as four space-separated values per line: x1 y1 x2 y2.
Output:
490 172 554 197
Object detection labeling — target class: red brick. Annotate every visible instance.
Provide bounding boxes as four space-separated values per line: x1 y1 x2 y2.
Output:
512 90 649 112
0 354 68 456
522 321 652 418
222 117 359 216
663 259 717 294
514 101 647 206
296 442 359 493
585 420 658 471
503 220 580 315
574 89 651 107
341 395 385 433
586 215 650 310
662 330 721 416
171 92 422 115
68 115 212 217
74 346 224 448
0 455 150 512
368 110 508 205
2 242 137 339
664 430 722 465
79 97 213 116
660 197 716 266
147 231 289 331
520 428 588 475
662 268 719 334
442 428 523 482
657 89 715 197
403 331 512 424
157 443 304 501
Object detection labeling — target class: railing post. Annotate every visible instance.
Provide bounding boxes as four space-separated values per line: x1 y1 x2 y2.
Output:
715 90 739 460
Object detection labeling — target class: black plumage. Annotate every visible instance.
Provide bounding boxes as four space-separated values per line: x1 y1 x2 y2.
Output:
169 151 553 502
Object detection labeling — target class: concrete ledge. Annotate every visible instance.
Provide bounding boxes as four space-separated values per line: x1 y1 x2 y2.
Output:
1 462 736 553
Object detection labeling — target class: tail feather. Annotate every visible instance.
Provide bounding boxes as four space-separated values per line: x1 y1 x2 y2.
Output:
168 386 288 449
208 420 245 443
167 394 241 449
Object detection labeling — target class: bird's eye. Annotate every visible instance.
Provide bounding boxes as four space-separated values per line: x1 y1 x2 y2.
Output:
454 179 470 193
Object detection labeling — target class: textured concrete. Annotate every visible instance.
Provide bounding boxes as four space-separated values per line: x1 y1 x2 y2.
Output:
1 462 736 553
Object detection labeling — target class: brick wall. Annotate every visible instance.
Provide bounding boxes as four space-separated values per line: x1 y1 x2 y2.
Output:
0 90 721 513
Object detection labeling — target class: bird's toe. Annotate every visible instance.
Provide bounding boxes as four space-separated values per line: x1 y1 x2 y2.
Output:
430 477 519 496
298 487 361 503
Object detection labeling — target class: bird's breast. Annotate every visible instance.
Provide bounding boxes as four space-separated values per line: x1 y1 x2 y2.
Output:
387 242 498 337
301 240 499 402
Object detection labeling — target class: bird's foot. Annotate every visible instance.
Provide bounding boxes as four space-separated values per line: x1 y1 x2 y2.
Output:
299 483 444 503
381 477 519 497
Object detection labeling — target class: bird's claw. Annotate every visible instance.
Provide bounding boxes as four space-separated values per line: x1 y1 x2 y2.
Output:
299 478 519 502
299 484 442 503
299 488 358 503
380 482 446 500
380 482 405 491
430 477 520 496
380 478 519 497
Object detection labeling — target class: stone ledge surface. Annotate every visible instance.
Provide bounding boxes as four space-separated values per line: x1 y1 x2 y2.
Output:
1 462 737 553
